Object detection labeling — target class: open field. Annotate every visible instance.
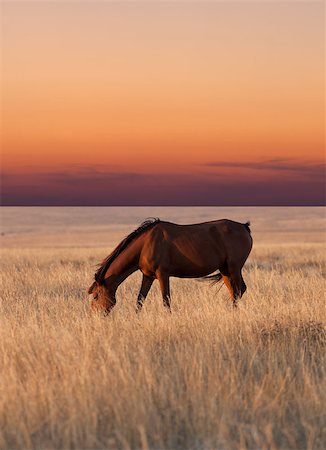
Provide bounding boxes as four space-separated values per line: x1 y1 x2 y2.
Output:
0 207 325 450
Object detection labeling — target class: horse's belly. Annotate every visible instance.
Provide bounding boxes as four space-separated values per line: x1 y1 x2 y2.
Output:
143 227 225 277
168 248 221 278
171 266 217 278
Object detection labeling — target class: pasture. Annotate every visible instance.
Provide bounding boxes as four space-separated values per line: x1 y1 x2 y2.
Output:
0 207 325 450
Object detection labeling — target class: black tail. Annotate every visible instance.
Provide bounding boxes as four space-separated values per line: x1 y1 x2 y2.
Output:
244 221 251 234
201 272 223 285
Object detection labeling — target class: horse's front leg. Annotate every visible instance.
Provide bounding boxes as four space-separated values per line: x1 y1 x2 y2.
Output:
136 274 154 312
157 272 171 311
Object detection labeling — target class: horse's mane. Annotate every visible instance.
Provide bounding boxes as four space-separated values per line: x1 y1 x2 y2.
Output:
95 218 160 284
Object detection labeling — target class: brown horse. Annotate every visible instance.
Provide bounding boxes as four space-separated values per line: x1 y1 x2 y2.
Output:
88 218 252 314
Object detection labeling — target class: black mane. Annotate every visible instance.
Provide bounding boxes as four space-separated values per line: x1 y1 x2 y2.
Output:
95 218 160 284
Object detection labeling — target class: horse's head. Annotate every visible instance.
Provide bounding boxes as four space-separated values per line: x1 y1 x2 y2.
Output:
87 280 116 315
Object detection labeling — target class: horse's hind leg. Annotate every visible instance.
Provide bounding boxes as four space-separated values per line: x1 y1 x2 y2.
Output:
222 275 237 306
222 268 245 307
136 274 154 312
157 272 171 311
240 274 247 297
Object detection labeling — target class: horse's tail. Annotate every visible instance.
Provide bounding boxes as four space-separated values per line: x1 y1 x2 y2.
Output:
244 221 251 234
200 272 223 285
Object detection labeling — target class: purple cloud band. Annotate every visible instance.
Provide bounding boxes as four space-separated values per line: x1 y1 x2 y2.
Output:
1 160 325 206
205 158 325 180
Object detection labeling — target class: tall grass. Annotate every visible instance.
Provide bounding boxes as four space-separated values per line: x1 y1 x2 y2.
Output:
0 240 325 449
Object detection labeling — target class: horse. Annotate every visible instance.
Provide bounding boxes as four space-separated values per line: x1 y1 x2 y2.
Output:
88 218 253 314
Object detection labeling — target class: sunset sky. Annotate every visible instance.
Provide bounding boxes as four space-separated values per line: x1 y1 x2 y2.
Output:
1 1 325 205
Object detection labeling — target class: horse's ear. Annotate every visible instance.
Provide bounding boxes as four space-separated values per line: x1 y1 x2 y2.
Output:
88 281 97 294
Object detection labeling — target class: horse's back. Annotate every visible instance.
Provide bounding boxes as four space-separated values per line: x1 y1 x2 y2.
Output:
140 219 252 278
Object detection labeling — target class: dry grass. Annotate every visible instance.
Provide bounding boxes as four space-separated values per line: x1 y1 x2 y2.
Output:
0 207 325 450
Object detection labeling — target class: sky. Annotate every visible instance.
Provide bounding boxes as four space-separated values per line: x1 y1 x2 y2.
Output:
1 0 325 205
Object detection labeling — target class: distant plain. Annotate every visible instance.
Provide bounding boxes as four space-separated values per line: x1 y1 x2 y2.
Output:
0 207 325 449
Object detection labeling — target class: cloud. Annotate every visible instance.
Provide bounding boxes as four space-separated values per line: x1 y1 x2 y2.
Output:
205 158 325 180
1 164 325 206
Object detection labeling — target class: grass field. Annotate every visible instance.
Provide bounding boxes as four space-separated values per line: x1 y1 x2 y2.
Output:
0 207 325 450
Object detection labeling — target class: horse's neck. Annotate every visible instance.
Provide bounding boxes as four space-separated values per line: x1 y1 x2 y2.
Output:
105 239 142 293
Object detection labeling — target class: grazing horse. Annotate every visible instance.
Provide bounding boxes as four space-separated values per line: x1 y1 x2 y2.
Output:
88 218 252 314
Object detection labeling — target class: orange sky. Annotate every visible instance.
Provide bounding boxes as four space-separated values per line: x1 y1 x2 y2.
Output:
1 1 325 204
